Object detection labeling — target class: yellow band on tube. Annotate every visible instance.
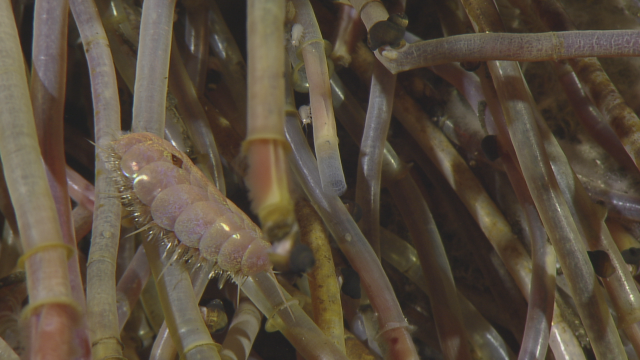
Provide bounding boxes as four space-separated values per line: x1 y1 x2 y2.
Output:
21 296 83 321
18 242 76 270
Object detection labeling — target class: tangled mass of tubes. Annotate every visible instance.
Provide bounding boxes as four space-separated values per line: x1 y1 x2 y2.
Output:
8 0 640 359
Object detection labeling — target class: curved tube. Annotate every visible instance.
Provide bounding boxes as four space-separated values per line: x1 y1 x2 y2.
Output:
285 114 418 360
377 30 640 74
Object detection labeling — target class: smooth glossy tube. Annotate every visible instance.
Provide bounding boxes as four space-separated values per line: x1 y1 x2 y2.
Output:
389 176 473 360
292 0 347 196
219 294 262 360
241 272 349 360
96 0 138 90
116 246 151 332
285 115 418 360
169 38 226 194
391 82 533 297
148 258 218 360
476 63 589 360
528 79 640 356
331 71 505 359
32 6 89 356
143 241 221 360
475 61 556 360
72 205 93 242
66 166 95 211
0 3 80 358
0 336 18 360
489 57 626 360
208 0 247 135
355 60 396 258
131 0 177 136
380 229 513 360
181 2 209 95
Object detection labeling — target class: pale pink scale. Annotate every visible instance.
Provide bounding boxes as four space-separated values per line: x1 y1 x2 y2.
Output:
218 230 256 273
120 143 172 178
133 162 191 206
113 133 274 277
161 138 182 153
241 240 271 275
151 184 208 230
190 170 212 190
174 201 228 248
113 133 158 155
198 213 245 261
226 200 258 232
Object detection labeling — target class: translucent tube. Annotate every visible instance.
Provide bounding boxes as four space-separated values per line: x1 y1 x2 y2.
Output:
148 257 218 360
475 63 587 360
380 229 513 360
116 246 151 332
474 59 556 360
405 32 496 166
96 0 138 91
514 13 640 351
241 272 349 360
548 321 587 360
285 115 418 360
528 82 640 356
72 205 93 242
0 4 80 359
143 241 221 360
390 80 532 298
349 0 388 30
489 56 627 360
376 30 640 74
219 294 262 360
293 68 417 359
208 0 248 136
0 336 19 360
66 166 95 211
503 154 556 360
388 176 473 360
331 71 508 360
582 176 640 222
31 0 88 334
181 2 209 95
292 0 347 196
168 38 226 194
355 60 396 257
349 42 589 358
149 325 174 360
131 0 177 136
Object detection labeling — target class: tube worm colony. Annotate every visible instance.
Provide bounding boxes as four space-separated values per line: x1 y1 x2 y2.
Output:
4 0 640 359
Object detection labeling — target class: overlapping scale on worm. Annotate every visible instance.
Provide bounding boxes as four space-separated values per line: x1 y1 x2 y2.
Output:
108 132 272 278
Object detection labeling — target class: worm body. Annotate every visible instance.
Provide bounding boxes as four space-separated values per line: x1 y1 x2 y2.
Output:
109 132 271 278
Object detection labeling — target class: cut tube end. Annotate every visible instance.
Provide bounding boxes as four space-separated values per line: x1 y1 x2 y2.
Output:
245 139 296 241
316 139 347 196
